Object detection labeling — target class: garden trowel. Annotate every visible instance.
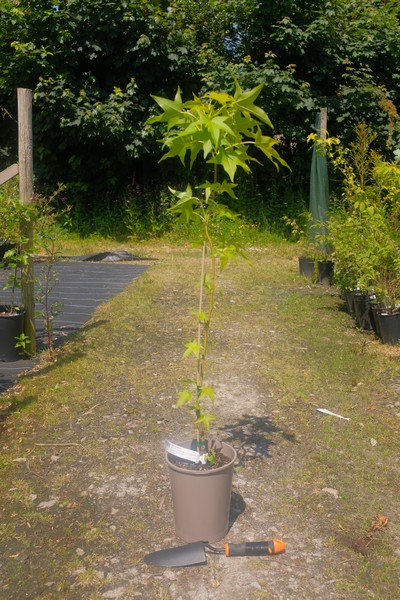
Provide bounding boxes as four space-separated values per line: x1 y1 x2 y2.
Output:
144 539 285 567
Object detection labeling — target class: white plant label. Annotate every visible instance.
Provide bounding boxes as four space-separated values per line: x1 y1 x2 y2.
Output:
165 440 206 464
316 408 351 421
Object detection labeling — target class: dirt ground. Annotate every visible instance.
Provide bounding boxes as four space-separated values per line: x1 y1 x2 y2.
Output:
0 245 399 599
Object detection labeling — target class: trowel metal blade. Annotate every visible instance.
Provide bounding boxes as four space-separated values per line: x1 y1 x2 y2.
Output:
144 542 207 567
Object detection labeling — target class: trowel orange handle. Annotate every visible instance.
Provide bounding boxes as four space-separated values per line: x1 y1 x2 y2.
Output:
224 539 285 557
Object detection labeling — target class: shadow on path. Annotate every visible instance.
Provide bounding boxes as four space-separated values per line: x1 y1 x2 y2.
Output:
221 414 297 465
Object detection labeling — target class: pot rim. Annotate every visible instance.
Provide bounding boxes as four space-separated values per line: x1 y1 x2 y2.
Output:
166 440 236 475
0 305 26 317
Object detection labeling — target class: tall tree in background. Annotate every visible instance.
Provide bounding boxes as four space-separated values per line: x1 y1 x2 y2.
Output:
195 0 400 211
200 0 400 149
0 0 198 196
0 0 399 219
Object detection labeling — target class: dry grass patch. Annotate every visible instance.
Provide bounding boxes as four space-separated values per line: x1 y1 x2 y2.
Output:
0 241 399 599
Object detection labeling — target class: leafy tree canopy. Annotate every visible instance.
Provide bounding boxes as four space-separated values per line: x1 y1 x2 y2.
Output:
0 0 399 211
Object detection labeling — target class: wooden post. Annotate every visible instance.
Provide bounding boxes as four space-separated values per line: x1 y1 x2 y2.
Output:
18 88 36 354
320 107 328 139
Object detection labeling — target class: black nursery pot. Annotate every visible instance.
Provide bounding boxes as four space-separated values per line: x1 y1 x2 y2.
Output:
371 304 385 338
375 311 400 345
298 257 315 279
317 260 334 285
344 289 356 317
353 292 373 331
0 306 26 362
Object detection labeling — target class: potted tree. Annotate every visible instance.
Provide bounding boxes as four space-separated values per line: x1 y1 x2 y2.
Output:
147 82 287 541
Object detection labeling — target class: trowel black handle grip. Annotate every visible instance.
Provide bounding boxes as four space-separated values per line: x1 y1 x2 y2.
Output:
224 539 285 557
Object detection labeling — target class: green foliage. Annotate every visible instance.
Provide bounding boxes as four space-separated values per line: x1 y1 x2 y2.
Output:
149 83 287 175
0 185 36 313
328 206 391 292
35 195 65 361
0 180 66 355
205 448 217 466
285 211 331 262
14 332 31 358
61 195 128 239
148 81 287 446
325 124 400 308
199 0 400 156
1 0 400 228
124 188 173 240
0 0 184 192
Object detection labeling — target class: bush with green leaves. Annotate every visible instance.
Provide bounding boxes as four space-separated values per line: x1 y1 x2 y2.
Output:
325 124 400 306
0 186 36 315
2 0 400 227
147 81 287 455
328 205 394 293
1 181 65 356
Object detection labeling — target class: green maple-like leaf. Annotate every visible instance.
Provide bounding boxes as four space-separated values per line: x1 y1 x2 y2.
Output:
234 81 273 128
198 180 238 200
217 245 240 271
168 185 201 223
210 146 250 181
195 411 216 431
182 339 202 359
193 310 208 323
176 390 193 407
198 385 215 405
254 127 289 170
148 91 183 124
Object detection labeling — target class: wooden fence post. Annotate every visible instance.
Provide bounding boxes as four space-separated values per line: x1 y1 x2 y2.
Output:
320 107 328 138
17 88 36 354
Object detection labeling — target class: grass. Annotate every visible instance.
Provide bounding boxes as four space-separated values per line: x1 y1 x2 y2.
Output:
0 231 399 598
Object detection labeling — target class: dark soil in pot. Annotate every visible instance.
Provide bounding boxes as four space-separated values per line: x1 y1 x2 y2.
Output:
169 451 231 471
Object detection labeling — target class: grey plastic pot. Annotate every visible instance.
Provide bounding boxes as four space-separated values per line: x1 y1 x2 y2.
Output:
166 440 236 543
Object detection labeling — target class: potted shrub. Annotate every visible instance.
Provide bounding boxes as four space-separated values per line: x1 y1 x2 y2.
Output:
369 247 400 344
284 214 317 280
324 124 400 336
147 82 287 541
0 198 34 361
285 214 333 284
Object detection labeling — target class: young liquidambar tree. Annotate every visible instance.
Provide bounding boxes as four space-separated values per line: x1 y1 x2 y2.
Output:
148 81 288 460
